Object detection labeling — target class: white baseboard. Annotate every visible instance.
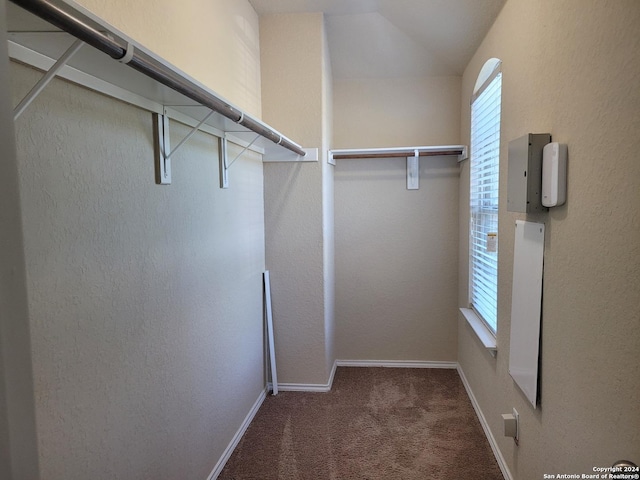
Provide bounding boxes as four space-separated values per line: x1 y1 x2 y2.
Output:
457 365 513 480
275 383 330 392
268 360 338 393
336 359 458 369
268 360 456 393
207 388 267 480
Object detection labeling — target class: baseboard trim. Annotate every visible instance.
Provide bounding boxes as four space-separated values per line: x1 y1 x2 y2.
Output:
207 387 267 480
336 359 458 369
457 365 513 480
327 359 338 389
276 383 330 392
268 360 457 392
268 360 338 393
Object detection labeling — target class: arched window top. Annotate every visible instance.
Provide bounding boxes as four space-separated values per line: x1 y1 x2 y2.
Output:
473 58 502 100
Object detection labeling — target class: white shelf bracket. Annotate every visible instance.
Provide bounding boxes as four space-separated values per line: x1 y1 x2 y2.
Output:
219 133 260 189
153 109 215 185
219 135 229 189
407 149 420 190
13 38 84 121
227 133 260 169
153 111 171 184
165 110 214 161
458 145 469 162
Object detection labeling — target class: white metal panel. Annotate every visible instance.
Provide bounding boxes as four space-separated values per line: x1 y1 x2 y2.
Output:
263 271 278 395
509 220 545 408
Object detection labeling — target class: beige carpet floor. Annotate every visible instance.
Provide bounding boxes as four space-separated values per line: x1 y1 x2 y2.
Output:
219 367 503 480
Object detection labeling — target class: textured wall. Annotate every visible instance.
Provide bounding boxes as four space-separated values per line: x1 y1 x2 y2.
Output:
75 0 262 116
4 1 268 478
458 0 640 477
335 157 460 362
0 2 40 477
321 26 336 376
261 13 334 385
333 76 461 149
10 60 266 480
334 77 461 362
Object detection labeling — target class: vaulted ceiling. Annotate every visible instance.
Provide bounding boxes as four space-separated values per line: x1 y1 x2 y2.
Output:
249 0 506 78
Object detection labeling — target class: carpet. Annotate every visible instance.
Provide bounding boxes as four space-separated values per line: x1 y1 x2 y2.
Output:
218 367 503 479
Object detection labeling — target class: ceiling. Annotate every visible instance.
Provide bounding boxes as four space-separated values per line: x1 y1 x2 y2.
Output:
249 0 506 79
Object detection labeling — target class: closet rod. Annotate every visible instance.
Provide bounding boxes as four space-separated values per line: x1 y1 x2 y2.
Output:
9 0 307 158
333 150 464 160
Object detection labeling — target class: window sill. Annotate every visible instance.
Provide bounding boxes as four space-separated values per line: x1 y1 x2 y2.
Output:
459 308 497 357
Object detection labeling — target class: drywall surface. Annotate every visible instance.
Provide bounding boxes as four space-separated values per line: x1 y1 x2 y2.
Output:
458 0 640 478
0 3 40 477
11 62 266 479
334 76 461 362
333 76 461 149
75 0 262 116
322 25 336 376
261 13 334 385
335 156 460 362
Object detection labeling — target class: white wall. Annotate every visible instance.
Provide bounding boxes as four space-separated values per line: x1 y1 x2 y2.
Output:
76 0 262 116
458 1 640 478
5 1 268 478
333 76 461 149
260 13 335 386
11 61 266 480
335 156 460 362
0 2 40 477
333 76 461 362
321 25 335 376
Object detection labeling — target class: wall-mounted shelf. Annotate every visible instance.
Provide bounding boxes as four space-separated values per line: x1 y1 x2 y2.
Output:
6 0 317 185
329 145 468 190
329 145 468 163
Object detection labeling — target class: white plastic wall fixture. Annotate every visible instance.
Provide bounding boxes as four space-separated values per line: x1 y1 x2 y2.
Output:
542 142 567 207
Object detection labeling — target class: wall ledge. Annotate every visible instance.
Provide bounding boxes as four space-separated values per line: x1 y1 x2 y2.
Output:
460 308 497 357
336 359 457 369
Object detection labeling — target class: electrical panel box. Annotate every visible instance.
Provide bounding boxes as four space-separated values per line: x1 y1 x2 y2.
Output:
507 133 551 213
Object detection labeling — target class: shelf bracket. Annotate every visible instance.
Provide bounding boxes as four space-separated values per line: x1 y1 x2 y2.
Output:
153 111 171 184
153 109 215 185
165 110 214 161
219 133 260 189
13 39 84 121
407 149 420 190
219 135 229 189
227 133 260 169
458 145 469 162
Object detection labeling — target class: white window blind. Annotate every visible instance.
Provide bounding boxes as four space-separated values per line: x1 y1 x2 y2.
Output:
470 69 501 333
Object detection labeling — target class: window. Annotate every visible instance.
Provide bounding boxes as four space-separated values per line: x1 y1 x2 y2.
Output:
469 59 502 334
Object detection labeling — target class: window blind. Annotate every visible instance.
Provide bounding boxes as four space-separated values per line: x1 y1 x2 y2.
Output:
470 71 501 332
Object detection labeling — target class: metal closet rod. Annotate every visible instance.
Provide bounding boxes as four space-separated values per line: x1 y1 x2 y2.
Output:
332 149 465 160
9 0 307 158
